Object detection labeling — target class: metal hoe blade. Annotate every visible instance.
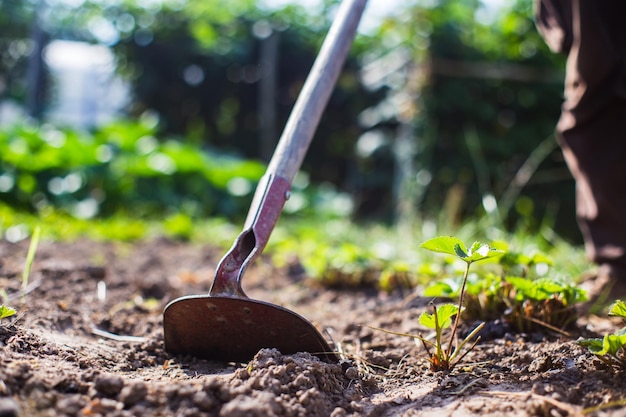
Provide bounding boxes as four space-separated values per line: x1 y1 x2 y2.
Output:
164 296 336 363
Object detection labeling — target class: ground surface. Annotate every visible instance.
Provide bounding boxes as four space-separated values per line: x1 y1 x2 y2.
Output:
1 238 626 416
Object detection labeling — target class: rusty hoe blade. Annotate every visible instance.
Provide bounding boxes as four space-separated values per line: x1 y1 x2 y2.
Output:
164 296 336 363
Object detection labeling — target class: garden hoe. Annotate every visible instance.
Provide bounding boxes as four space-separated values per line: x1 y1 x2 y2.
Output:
163 0 368 363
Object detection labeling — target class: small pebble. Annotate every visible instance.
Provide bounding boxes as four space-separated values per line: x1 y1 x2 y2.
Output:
120 382 147 407
344 367 359 380
0 397 20 417
330 407 347 417
94 375 124 397
192 391 216 411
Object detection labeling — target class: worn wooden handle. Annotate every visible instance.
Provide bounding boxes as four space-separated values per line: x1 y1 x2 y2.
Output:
266 0 368 182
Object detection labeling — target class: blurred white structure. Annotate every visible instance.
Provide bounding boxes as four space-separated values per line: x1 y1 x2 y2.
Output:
43 40 129 128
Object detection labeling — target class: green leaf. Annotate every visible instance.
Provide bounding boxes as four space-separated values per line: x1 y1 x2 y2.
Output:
420 236 467 258
600 333 626 356
506 276 584 304
579 328 626 356
423 280 457 298
505 276 535 300
465 241 505 263
529 252 553 266
419 304 459 330
0 305 16 320
609 300 626 319
577 337 605 353
454 243 468 258
420 237 504 263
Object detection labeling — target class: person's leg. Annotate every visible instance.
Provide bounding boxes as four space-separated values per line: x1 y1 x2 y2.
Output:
558 101 626 279
554 1 626 301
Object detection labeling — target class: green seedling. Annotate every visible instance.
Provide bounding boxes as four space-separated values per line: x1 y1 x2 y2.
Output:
370 302 485 371
578 300 626 369
426 274 586 333
417 303 485 371
370 237 501 371
0 305 16 321
417 236 503 371
503 276 586 333
22 225 41 292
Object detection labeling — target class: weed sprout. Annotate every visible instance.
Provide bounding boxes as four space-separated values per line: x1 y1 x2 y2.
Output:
372 236 503 372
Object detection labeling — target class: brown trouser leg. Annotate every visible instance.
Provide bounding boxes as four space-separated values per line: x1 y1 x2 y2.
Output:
538 0 626 271
558 101 626 270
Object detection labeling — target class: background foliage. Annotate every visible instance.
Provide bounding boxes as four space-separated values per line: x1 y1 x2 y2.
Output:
0 0 577 241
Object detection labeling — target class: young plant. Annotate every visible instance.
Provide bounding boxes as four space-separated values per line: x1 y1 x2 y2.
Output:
417 303 485 371
22 225 41 292
370 302 485 371
368 237 501 371
425 274 586 333
423 239 503 338
578 300 626 369
425 244 586 334
503 276 586 333
0 305 16 321
417 237 504 371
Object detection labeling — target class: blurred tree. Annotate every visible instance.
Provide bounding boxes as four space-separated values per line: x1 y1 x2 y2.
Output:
0 0 38 106
358 0 575 238
56 0 380 189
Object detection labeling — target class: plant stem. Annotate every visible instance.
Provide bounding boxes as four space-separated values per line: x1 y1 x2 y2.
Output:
447 260 471 358
22 226 41 297
432 304 444 361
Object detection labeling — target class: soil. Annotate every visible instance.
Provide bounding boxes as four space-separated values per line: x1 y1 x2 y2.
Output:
1 237 626 417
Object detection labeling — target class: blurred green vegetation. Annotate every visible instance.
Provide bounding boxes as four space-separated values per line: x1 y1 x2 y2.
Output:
0 118 266 219
1 0 574 233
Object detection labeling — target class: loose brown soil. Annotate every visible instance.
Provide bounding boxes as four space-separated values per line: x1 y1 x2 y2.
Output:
1 238 626 416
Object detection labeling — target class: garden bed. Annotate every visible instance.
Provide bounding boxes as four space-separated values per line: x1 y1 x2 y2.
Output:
0 238 624 416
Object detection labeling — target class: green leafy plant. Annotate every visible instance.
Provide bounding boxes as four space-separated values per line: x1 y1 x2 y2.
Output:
503 276 586 332
417 236 504 371
424 248 586 333
417 303 485 371
0 121 265 220
372 236 503 372
578 300 626 369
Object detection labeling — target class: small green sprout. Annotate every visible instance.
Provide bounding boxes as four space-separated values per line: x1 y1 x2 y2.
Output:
0 305 16 320
399 236 502 371
417 303 485 371
370 237 502 371
578 300 626 369
22 225 41 292
420 237 504 369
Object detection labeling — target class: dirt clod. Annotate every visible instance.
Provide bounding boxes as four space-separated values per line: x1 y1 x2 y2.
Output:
94 375 124 398
119 381 147 407
0 397 20 417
